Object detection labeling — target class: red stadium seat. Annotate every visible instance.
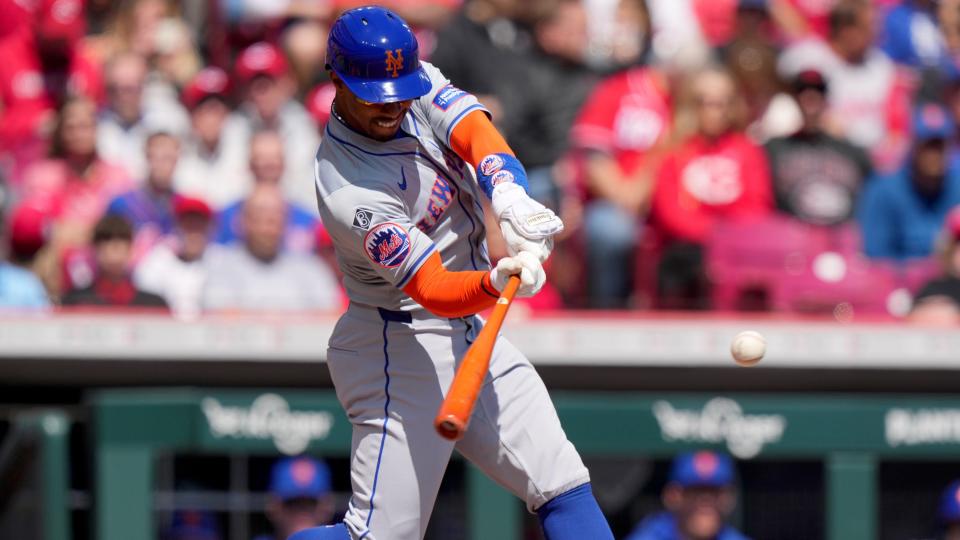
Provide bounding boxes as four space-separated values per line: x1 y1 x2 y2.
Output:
770 254 901 317
705 215 830 311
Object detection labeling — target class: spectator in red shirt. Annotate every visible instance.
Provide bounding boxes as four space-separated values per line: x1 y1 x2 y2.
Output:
20 96 133 249
651 67 773 309
60 213 168 310
570 24 673 308
0 0 103 184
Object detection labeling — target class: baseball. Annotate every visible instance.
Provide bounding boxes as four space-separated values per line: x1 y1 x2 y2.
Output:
731 330 766 367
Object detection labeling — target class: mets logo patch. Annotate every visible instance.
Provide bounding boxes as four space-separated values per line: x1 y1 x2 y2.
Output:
385 49 404 78
491 170 515 186
432 84 467 111
479 154 504 176
364 222 411 268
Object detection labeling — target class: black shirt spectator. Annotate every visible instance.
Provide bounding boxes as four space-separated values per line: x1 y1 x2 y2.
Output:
765 70 871 225
432 0 597 209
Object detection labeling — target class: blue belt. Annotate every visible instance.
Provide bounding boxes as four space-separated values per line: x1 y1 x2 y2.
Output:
377 307 413 323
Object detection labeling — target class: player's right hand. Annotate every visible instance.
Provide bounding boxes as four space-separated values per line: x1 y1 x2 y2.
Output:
489 251 545 298
491 183 564 263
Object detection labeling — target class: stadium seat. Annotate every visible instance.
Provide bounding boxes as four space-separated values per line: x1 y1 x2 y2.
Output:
770 253 901 317
705 215 830 311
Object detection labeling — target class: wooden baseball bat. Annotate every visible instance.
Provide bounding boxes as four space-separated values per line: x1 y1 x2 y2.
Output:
434 274 521 441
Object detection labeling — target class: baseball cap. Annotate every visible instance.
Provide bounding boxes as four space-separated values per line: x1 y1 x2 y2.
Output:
914 103 955 142
235 42 289 84
36 0 85 42
791 69 827 94
164 510 220 540
269 456 332 501
173 196 213 221
181 67 232 110
8 204 50 259
668 451 735 488
940 479 960 523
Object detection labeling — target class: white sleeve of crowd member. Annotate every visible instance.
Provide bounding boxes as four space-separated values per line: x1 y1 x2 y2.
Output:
319 183 437 289
225 0 290 21
416 61 490 148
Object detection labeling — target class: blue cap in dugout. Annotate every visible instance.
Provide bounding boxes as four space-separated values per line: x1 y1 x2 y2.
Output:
940 479 960 523
669 450 735 488
270 456 332 500
326 6 432 104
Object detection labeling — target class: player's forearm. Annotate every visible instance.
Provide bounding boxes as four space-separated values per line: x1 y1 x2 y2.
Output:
402 252 500 317
449 109 515 168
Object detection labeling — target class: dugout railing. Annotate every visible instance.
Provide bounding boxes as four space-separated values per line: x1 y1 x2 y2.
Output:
0 410 71 540
90 388 960 540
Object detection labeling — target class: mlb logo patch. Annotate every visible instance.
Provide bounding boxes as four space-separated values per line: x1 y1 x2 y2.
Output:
364 222 411 268
353 208 374 230
432 84 467 111
479 154 504 176
491 170 515 186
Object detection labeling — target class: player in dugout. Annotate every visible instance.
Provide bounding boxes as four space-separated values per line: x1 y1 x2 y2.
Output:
939 478 960 540
255 457 336 540
624 451 750 540
290 5 614 540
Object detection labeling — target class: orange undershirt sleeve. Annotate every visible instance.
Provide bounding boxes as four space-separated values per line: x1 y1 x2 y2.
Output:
448 109 515 168
402 251 500 317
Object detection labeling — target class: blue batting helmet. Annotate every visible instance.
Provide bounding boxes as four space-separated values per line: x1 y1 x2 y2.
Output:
326 6 431 103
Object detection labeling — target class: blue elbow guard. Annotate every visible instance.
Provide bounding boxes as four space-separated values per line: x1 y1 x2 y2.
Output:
475 153 530 199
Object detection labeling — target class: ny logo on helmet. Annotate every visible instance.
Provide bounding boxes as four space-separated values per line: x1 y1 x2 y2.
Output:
385 49 404 78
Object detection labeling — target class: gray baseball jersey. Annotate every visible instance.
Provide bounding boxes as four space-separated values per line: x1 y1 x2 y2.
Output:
314 61 589 540
315 61 490 311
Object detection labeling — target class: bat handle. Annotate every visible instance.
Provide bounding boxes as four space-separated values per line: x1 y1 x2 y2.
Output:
435 414 467 441
433 275 521 441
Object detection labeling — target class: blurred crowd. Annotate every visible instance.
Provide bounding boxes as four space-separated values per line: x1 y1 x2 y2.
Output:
2 0 960 321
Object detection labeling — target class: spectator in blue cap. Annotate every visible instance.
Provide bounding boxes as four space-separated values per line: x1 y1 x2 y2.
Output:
162 509 221 540
940 479 960 540
859 103 960 262
624 451 750 540
254 456 334 540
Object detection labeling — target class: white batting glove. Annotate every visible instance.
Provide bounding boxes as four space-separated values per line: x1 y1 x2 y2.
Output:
489 251 546 298
491 183 564 262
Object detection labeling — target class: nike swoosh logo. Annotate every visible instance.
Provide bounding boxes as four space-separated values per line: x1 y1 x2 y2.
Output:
398 168 408 191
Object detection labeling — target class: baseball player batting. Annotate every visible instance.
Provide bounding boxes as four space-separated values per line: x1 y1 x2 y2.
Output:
291 7 614 540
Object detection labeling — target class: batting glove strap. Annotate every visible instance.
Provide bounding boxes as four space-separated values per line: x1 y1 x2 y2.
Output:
475 153 530 199
492 182 565 244
489 252 546 298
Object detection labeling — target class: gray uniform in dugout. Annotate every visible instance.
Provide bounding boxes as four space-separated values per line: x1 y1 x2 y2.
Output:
314 61 590 539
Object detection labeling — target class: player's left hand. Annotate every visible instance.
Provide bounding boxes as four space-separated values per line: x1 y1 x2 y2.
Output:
491 183 564 262
490 251 546 297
